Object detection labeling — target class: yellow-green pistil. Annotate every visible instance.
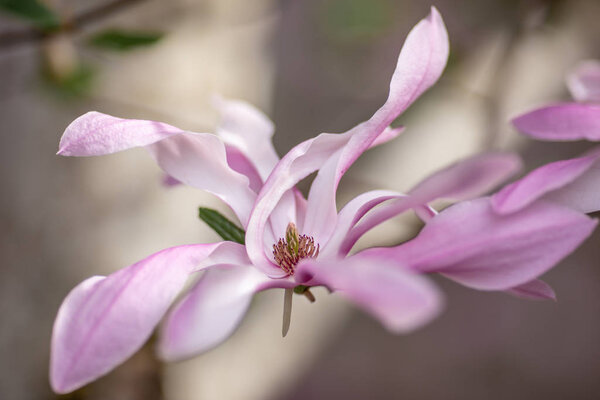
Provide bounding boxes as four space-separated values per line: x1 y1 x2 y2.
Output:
273 222 319 275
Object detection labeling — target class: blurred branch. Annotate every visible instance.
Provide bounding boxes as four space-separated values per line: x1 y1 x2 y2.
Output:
0 0 147 49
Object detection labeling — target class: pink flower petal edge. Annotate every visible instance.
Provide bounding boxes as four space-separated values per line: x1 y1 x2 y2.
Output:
147 133 257 226
295 255 443 333
57 112 185 156
506 279 556 301
158 264 272 361
566 60 600 103
340 152 521 254
492 150 600 214
50 243 238 394
213 96 279 180
364 198 596 291
512 103 600 141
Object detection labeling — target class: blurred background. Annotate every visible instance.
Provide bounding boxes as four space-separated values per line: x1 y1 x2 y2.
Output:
1 0 600 399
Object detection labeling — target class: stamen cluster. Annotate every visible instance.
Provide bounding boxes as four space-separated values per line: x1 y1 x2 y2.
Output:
273 223 319 275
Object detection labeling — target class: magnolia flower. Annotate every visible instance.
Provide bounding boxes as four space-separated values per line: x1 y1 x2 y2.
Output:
49 8 597 395
495 61 600 215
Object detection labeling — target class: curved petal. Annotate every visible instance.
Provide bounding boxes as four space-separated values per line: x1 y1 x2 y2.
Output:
512 103 600 141
543 160 600 213
492 150 600 214
295 256 442 333
50 243 234 394
57 112 256 226
368 125 405 148
214 96 279 180
225 145 263 193
366 198 596 291
162 174 181 187
57 112 185 156
342 153 521 253
246 7 449 273
505 279 556 301
566 60 600 103
320 190 405 258
147 133 256 227
303 7 449 245
163 147 263 193
408 152 522 202
158 264 270 361
292 188 308 231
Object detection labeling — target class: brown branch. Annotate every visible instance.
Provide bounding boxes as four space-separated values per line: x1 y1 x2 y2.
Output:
0 0 148 49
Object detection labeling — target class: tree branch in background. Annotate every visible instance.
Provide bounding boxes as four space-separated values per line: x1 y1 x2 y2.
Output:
0 0 147 49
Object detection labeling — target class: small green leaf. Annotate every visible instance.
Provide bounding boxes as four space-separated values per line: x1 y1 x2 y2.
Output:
0 0 60 30
198 207 245 245
89 30 163 51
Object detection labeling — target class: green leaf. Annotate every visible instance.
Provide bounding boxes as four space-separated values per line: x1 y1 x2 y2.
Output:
89 30 163 51
198 207 245 245
0 0 60 30
41 64 95 98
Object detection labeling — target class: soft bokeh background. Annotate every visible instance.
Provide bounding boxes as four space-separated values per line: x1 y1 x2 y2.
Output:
2 0 600 399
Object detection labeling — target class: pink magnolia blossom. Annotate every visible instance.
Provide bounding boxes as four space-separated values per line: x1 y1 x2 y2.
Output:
494 61 600 215
49 8 597 395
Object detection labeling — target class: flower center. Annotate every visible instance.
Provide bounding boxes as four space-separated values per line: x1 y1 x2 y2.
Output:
273 222 319 275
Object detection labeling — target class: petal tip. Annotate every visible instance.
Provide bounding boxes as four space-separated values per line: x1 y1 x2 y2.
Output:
429 5 441 19
49 361 89 395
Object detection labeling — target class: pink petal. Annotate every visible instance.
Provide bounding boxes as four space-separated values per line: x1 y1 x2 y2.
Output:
292 188 308 231
303 7 449 245
566 60 600 103
320 190 405 258
225 145 263 193
50 243 235 394
367 126 405 148
57 112 184 156
369 198 596 290
408 152 522 202
214 97 279 180
57 112 257 226
295 255 442 333
162 174 182 187
492 150 600 214
246 8 449 273
158 264 269 361
147 133 256 227
512 103 600 141
544 160 600 213
341 153 521 254
505 279 556 301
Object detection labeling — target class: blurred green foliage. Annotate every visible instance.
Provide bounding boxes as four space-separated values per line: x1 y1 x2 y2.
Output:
322 0 393 42
0 0 60 30
89 30 163 51
42 64 95 97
